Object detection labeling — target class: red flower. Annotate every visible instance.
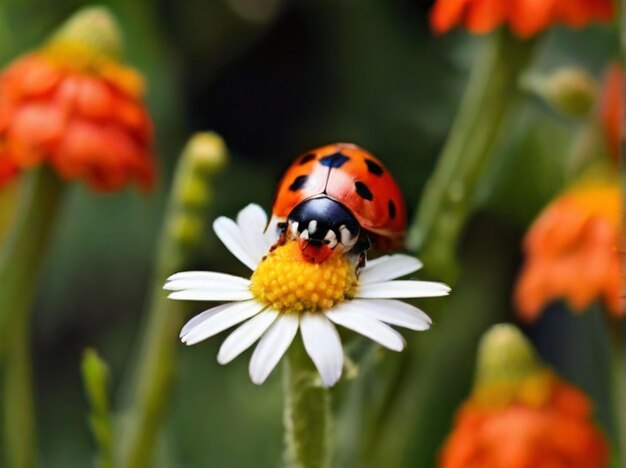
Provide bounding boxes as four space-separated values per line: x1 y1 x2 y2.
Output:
515 178 622 320
430 0 614 38
0 8 155 192
599 64 622 161
0 158 17 188
440 325 609 468
440 374 609 468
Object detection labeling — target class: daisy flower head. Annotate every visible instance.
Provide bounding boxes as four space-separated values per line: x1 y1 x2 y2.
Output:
165 204 450 387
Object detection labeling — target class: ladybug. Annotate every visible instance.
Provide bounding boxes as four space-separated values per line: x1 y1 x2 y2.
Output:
270 143 406 264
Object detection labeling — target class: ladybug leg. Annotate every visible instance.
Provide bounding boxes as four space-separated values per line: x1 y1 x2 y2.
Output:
355 235 371 270
269 222 288 253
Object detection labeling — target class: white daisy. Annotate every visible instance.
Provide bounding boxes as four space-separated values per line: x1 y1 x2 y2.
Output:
165 204 450 388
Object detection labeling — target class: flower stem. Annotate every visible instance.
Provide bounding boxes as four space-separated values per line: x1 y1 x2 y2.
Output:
0 168 64 468
283 338 332 468
119 133 227 468
407 30 536 282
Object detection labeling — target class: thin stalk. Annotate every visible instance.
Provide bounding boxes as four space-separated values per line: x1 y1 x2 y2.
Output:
407 30 536 282
358 30 538 467
283 338 332 468
0 169 64 468
119 133 226 468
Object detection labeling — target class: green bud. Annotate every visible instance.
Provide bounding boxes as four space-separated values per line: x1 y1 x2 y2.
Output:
81 348 110 415
48 6 123 60
182 132 228 175
522 67 597 117
474 324 542 390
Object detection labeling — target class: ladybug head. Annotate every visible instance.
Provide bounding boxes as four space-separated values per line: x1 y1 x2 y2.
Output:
286 197 360 264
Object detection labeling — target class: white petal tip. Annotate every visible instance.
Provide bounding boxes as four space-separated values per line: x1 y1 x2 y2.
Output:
321 372 342 388
212 216 228 229
385 338 406 353
250 375 267 386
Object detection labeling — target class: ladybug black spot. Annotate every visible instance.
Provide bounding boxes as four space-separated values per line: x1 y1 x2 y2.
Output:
388 200 396 219
299 153 316 165
355 181 373 201
320 152 350 168
289 175 308 191
365 158 384 176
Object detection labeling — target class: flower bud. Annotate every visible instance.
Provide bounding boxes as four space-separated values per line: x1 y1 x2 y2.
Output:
523 67 597 117
182 132 228 176
473 324 550 407
81 348 111 415
47 6 123 60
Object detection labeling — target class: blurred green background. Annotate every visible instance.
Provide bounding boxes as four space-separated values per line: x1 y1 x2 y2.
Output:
0 0 620 466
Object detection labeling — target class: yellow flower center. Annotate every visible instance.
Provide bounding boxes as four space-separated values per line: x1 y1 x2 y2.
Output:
249 241 358 313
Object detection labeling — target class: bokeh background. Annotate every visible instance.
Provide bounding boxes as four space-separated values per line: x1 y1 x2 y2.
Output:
0 0 620 466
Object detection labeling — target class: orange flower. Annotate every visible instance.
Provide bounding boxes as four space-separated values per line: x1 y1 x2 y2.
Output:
598 64 622 161
441 376 609 468
515 178 622 320
440 325 609 468
0 7 155 192
430 0 614 38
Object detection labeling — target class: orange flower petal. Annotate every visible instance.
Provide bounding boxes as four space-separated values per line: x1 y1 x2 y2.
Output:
75 77 115 120
430 0 613 37
465 0 508 35
430 0 471 34
509 0 555 38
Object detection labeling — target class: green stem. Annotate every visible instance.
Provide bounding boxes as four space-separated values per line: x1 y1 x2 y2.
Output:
283 338 332 468
0 169 64 468
407 30 536 282
611 321 625 467
119 133 227 468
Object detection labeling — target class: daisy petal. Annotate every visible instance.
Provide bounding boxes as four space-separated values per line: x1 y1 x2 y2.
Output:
237 204 271 264
356 280 451 299
166 271 250 285
325 303 405 351
168 289 253 302
164 275 250 292
249 314 299 385
300 313 344 387
213 216 259 270
217 309 279 365
352 299 432 331
180 302 234 337
264 215 283 248
359 254 423 284
181 300 264 345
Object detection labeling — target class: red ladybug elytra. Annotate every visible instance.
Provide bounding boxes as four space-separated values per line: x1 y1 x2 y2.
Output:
271 143 407 264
